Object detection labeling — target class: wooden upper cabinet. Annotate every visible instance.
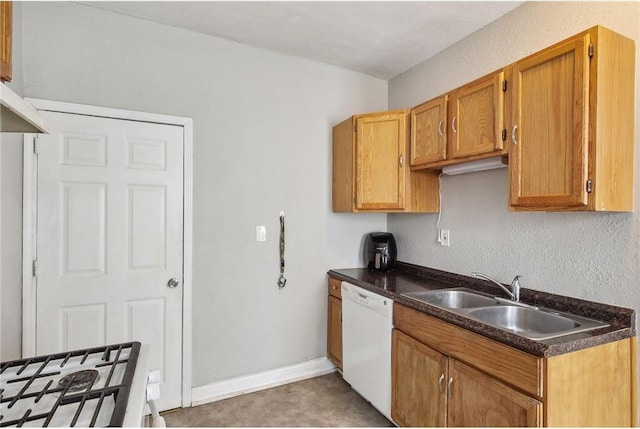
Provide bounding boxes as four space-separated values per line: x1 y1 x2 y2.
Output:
411 96 448 166
509 35 589 209
1 1 12 82
447 359 542 427
410 70 506 171
449 71 505 159
332 110 439 213
355 112 407 210
509 26 635 211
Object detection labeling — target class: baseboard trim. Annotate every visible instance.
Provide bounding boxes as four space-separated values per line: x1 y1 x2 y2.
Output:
191 357 337 407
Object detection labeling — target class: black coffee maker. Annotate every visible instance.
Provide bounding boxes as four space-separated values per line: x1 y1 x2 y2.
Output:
365 232 397 271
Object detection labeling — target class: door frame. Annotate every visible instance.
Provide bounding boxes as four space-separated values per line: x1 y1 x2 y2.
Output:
21 98 194 408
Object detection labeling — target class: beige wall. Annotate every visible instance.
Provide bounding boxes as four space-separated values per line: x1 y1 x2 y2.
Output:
388 2 640 327
1 2 24 361
6 2 388 384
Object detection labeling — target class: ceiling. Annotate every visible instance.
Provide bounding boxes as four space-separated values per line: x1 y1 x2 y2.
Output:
78 1 524 80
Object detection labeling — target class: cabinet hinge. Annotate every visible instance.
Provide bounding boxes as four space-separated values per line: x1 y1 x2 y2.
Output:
502 80 507 92
354 124 357 133
586 179 593 194
32 259 38 277
33 136 39 155
588 44 594 59
501 129 507 141
353 196 357 205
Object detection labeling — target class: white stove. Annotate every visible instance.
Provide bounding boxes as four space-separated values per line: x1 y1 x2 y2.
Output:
0 342 151 427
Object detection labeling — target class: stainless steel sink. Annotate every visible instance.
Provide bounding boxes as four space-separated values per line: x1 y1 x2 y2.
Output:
466 306 609 340
402 288 498 309
401 287 610 341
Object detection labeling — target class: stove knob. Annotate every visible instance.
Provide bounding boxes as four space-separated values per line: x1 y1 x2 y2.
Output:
167 278 180 288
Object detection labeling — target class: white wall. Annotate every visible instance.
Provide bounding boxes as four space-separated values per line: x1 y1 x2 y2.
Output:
0 134 24 362
388 2 640 327
0 2 24 361
10 2 387 385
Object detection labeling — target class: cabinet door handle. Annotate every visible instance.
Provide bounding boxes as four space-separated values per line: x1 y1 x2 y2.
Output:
447 376 453 398
438 374 445 395
399 154 404 167
512 125 518 145
452 117 457 133
438 120 444 137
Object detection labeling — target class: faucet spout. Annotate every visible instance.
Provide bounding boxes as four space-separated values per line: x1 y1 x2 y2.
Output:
472 272 521 302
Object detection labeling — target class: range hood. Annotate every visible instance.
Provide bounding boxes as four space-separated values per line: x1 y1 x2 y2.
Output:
441 157 507 175
1 82 48 133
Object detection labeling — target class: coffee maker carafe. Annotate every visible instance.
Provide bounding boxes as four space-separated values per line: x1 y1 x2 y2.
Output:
365 232 397 271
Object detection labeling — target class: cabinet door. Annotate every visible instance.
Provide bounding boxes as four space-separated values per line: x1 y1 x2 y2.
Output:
447 359 542 427
355 112 407 210
392 330 447 427
411 96 447 166
327 295 342 369
449 71 504 159
509 34 590 208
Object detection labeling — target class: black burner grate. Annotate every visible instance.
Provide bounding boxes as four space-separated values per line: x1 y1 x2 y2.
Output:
0 342 140 427
58 369 99 392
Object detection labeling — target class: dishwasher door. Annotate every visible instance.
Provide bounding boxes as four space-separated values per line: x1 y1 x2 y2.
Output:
341 281 393 421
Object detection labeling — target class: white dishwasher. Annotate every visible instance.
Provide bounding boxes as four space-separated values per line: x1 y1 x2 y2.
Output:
341 281 393 422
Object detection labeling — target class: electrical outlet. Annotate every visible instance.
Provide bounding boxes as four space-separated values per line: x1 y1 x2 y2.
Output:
439 229 450 247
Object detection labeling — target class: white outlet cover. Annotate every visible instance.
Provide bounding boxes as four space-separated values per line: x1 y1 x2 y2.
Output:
440 229 450 247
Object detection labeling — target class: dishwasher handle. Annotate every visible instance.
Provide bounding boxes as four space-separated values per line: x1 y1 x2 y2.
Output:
342 282 391 312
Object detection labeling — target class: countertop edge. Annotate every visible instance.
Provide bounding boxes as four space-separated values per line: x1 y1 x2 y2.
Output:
327 267 636 358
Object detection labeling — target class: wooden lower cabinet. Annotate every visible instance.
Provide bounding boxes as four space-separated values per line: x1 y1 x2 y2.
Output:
392 329 541 427
392 330 447 426
327 277 342 369
392 302 636 427
448 359 542 427
327 295 342 369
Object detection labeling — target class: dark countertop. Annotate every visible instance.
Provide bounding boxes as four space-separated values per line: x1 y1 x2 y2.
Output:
328 262 636 358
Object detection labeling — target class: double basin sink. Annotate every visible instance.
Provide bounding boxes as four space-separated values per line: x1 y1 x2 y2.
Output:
401 288 608 341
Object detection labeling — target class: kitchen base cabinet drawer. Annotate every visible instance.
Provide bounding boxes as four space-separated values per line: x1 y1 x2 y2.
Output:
328 276 342 299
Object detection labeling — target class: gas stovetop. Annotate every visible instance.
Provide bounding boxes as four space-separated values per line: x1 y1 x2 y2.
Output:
0 342 141 427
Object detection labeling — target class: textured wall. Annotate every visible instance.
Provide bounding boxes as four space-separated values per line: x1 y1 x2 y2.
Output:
388 2 640 330
15 2 387 385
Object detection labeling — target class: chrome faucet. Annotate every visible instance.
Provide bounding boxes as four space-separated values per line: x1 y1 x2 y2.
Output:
472 272 522 302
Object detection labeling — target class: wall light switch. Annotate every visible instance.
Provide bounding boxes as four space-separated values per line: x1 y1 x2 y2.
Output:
256 226 266 242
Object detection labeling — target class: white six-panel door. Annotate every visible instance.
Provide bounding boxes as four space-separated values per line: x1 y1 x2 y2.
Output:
35 111 184 411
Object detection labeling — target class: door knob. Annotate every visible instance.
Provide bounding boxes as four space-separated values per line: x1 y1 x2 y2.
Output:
167 278 179 288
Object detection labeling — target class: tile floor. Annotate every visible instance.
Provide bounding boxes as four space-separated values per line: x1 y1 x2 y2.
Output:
161 372 393 427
